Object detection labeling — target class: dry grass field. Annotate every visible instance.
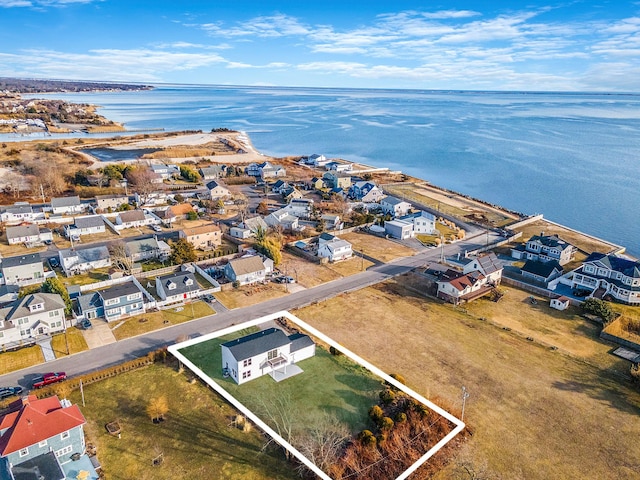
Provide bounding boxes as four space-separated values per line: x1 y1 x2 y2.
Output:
512 219 619 254
294 278 640 480
341 231 416 263
214 283 288 310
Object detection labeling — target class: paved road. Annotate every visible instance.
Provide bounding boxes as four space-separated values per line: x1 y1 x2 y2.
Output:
2 230 501 389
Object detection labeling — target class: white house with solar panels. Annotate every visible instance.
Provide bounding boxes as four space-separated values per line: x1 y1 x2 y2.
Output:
221 328 316 384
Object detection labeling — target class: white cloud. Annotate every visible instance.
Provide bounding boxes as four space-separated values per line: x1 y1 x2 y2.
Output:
199 13 309 38
0 0 97 7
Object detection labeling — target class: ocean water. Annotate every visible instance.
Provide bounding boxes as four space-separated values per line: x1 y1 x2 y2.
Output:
16 85 640 257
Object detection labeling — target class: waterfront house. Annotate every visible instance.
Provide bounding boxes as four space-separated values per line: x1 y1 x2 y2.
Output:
95 194 129 212
305 154 330 167
572 253 640 305
50 195 86 215
461 252 503 285
325 161 352 172
221 328 315 385
59 246 111 277
155 272 200 303
380 196 412 218
246 161 286 179
0 293 65 346
520 260 563 285
5 224 52 246
206 180 231 200
224 256 268 285
64 215 105 239
398 210 437 235
384 219 415 240
179 224 222 250
511 233 576 266
0 253 45 287
317 233 353 262
0 395 90 479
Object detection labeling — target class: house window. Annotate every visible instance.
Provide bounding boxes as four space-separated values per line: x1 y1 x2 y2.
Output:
267 349 278 360
39 440 47 447
107 308 119 315
55 445 73 458
242 371 252 379
127 293 141 300
130 303 140 310
60 431 70 440
49 310 60 317
19 447 29 457
105 298 119 306
243 358 252 367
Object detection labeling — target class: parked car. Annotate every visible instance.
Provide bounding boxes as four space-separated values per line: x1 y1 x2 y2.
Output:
273 276 295 284
203 294 216 303
0 386 23 399
151 225 162 232
48 257 59 268
32 372 66 389
80 319 92 329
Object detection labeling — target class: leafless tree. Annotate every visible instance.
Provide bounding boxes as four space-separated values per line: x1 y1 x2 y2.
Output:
252 389 297 459
3 171 30 199
126 163 157 205
296 413 350 475
108 240 134 274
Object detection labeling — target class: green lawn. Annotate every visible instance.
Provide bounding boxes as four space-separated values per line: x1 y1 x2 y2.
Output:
50 327 89 357
67 364 298 480
0 344 44 374
112 301 215 340
180 337 382 434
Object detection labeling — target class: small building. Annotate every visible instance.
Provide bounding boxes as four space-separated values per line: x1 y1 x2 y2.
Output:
5 224 52 245
317 233 353 262
95 194 129 212
550 296 571 311
520 260 563 285
436 269 494 305
59 246 112 277
151 163 179 180
65 215 105 238
321 214 342 231
380 196 412 218
50 195 86 215
0 395 91 477
241 216 269 235
179 224 222 250
221 328 315 384
284 198 314 219
224 256 268 285
0 253 45 287
157 203 195 226
264 209 299 231
155 272 200 303
99 281 145 322
229 226 252 239
348 181 385 203
309 177 326 190
305 154 330 167
206 180 231 200
325 161 352 172
384 219 415 240
322 171 352 190
0 293 65 346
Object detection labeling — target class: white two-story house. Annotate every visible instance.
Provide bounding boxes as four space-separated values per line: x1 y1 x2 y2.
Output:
511 233 576 266
317 233 353 262
0 293 66 347
221 328 315 384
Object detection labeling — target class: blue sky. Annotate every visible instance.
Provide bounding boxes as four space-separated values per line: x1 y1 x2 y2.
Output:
1 0 639 91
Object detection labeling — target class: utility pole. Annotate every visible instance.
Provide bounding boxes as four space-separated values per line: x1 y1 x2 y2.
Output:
361 249 365 271
461 386 470 422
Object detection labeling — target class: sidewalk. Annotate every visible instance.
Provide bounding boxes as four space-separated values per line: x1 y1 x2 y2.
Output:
37 337 56 362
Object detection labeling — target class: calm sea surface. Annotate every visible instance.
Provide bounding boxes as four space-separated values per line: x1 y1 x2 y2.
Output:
16 85 640 257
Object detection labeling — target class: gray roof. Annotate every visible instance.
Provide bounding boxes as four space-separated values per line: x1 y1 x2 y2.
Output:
242 216 268 232
51 196 80 208
382 195 408 206
527 234 574 250
96 194 128 201
125 237 161 256
78 291 102 313
1 204 33 214
4 293 65 321
584 253 640 279
1 253 42 269
59 245 110 262
476 253 503 275
118 209 146 223
74 215 104 229
221 328 290 361
158 272 198 296
228 256 266 276
289 333 314 353
5 224 39 240
522 260 562 278
99 281 142 301
206 180 227 190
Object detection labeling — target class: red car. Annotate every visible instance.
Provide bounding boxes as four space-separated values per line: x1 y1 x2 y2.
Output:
32 372 66 389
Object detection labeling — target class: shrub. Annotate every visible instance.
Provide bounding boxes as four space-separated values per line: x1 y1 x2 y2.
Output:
368 405 383 423
329 345 343 356
631 363 640 382
379 388 396 405
582 298 616 323
395 412 407 423
358 429 376 447
380 416 394 431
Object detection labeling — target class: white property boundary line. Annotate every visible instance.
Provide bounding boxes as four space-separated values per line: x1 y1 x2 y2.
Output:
168 310 465 480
